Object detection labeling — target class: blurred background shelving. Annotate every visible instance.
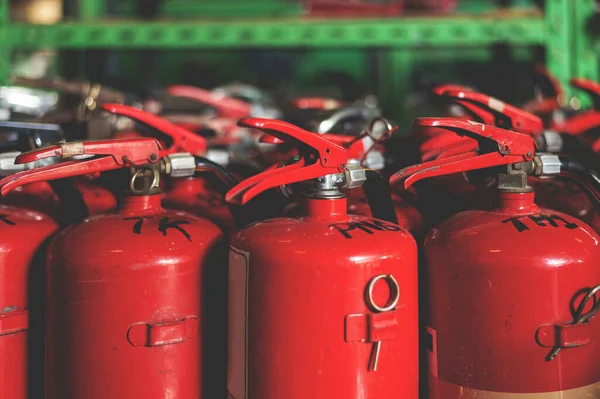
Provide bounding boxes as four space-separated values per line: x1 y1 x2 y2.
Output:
0 0 598 123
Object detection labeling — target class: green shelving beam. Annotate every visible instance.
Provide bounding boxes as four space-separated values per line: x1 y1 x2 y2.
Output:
0 0 596 110
0 0 7 84
6 14 545 49
572 0 599 108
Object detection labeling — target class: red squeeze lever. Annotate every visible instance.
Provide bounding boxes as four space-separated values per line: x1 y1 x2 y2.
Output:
101 103 207 155
391 118 536 189
166 85 251 119
261 132 371 162
0 138 163 195
555 78 600 135
226 118 347 205
442 90 544 138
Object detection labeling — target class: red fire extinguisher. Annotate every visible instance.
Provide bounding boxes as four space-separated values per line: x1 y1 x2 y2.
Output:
225 117 419 399
101 103 238 232
0 198 58 399
392 117 600 397
0 138 227 398
439 88 600 229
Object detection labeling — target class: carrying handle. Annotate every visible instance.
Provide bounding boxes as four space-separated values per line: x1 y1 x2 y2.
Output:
553 78 600 136
522 65 565 115
166 85 250 119
390 118 536 189
440 90 544 138
571 78 600 110
226 118 348 205
0 138 164 195
102 104 207 155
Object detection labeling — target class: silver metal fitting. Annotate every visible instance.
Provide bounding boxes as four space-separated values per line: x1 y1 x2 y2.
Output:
540 130 564 153
344 163 367 189
533 153 561 177
165 153 196 178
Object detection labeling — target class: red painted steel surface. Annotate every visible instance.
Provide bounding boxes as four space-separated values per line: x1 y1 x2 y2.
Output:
73 178 118 215
228 197 419 399
1 181 60 216
1 179 116 219
45 194 226 398
164 177 234 234
0 206 58 399
425 191 600 395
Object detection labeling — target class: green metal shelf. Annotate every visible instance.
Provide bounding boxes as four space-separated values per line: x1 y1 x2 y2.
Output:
6 12 545 49
0 0 597 111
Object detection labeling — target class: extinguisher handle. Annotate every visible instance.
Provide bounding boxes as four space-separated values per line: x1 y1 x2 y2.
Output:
292 97 343 110
553 80 600 135
522 65 564 115
0 138 164 195
432 83 473 97
101 104 207 155
571 78 600 110
441 90 544 138
166 85 251 119
390 118 536 189
226 117 348 205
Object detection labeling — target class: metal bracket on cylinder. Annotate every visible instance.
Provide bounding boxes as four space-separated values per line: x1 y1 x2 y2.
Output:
0 309 28 336
127 316 199 347
344 311 400 343
536 322 595 349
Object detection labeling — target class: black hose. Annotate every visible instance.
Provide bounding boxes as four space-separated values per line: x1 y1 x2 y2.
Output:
363 170 399 225
557 157 600 214
193 156 282 229
559 135 600 173
193 156 239 192
48 179 90 227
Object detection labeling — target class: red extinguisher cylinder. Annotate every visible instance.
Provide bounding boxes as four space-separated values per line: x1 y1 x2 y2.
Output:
226 118 419 399
0 206 58 399
393 117 600 397
0 137 228 398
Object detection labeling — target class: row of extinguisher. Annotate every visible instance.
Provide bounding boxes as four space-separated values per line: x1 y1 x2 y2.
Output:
0 64 600 399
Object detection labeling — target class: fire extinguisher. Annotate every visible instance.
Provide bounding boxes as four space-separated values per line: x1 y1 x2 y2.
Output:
225 117 419 399
101 103 240 233
0 138 228 399
439 88 600 229
0 121 117 220
0 197 58 399
391 117 600 397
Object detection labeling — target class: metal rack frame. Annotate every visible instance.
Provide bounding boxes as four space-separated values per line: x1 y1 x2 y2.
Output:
0 0 597 104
